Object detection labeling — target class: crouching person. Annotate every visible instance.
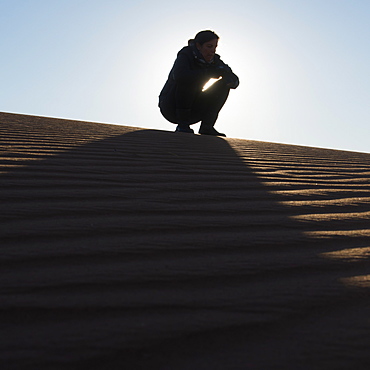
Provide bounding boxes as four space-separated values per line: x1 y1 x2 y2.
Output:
159 30 239 137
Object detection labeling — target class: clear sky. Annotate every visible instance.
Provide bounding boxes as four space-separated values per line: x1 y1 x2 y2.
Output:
1 0 369 153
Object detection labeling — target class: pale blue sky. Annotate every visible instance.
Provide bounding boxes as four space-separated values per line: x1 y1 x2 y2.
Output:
1 0 369 153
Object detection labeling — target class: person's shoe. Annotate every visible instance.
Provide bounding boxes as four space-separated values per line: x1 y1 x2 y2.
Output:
175 124 194 133
199 127 226 137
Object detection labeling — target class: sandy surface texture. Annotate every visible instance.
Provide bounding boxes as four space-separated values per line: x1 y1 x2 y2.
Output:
1 112 370 369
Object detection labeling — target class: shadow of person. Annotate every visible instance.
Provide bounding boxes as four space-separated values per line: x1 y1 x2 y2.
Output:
1 113 370 369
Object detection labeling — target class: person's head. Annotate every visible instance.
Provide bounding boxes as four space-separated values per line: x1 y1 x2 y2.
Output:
189 30 219 63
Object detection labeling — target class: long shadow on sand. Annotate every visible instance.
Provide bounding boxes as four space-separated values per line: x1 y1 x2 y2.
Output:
1 116 370 369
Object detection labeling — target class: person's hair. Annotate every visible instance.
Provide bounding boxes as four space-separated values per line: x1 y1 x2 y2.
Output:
188 30 219 46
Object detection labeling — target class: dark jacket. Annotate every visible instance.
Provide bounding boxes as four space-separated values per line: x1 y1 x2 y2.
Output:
159 44 239 105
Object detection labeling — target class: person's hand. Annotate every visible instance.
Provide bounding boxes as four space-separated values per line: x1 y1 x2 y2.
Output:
207 65 239 88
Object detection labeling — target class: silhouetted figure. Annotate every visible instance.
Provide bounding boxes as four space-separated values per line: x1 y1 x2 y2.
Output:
159 30 239 136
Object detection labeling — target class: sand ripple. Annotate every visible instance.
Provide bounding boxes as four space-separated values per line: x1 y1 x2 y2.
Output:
1 112 370 369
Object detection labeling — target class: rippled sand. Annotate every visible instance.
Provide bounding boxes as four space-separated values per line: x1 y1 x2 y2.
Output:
1 112 370 369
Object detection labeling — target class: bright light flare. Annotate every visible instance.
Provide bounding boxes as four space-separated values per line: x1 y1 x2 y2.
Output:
202 77 222 92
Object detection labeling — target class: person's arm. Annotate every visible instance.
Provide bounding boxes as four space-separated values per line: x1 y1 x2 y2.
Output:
216 62 239 89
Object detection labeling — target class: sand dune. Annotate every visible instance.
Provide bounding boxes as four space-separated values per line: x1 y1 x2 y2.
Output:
1 111 370 369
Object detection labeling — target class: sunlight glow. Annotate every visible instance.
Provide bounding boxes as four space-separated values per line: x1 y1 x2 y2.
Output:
2 1 370 152
202 77 222 92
